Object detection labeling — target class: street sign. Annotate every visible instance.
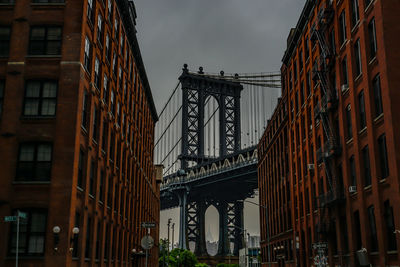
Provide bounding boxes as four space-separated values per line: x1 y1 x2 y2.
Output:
141 222 156 228
141 235 154 250
4 216 17 222
312 242 328 250
17 211 27 220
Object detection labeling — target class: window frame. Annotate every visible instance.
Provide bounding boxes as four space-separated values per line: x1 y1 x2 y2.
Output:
28 26 62 56
0 26 11 57
23 80 58 117
16 142 53 182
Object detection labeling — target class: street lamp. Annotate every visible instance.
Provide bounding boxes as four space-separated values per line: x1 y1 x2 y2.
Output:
167 218 172 266
230 224 248 267
172 223 175 250
239 199 271 267
52 226 61 251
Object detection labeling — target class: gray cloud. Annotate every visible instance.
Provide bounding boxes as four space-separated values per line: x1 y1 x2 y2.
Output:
133 0 305 243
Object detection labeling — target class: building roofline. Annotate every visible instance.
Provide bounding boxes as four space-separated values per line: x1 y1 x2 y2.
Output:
117 0 159 122
282 0 316 65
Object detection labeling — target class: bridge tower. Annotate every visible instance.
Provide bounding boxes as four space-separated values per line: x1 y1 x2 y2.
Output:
176 64 244 256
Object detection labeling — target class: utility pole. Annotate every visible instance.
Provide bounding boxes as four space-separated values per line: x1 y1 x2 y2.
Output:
172 223 175 250
167 218 172 266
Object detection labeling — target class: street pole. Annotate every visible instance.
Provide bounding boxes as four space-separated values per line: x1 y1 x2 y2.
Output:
16 213 19 267
172 223 175 250
167 218 171 266
239 200 271 267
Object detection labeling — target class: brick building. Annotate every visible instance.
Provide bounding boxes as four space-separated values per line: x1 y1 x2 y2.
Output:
259 0 400 266
0 0 160 267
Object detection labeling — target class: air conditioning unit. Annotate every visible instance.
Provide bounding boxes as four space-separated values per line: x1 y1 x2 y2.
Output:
349 186 357 193
341 84 349 92
308 164 315 171
310 124 313 131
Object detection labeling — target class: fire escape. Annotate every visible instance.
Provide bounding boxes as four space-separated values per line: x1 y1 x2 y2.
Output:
311 1 344 236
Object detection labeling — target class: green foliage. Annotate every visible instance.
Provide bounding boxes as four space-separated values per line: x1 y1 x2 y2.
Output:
159 247 198 267
216 264 239 267
195 263 209 267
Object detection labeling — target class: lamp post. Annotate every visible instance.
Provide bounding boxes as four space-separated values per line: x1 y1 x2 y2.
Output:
167 218 172 266
172 223 175 250
239 199 271 267
231 224 248 267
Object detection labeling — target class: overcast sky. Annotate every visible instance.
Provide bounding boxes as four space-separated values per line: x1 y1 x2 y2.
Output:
133 0 305 246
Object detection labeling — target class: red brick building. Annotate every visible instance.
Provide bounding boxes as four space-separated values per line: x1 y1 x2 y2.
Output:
0 0 160 266
259 0 400 266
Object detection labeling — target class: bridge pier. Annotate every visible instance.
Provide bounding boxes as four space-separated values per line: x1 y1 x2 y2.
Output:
217 201 231 255
233 200 244 255
177 189 189 250
195 200 207 256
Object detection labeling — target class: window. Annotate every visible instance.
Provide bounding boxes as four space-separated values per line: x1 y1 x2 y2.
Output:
84 37 91 71
89 160 96 196
107 0 112 22
349 155 356 187
354 39 362 77
354 211 362 250
384 200 397 251
300 81 304 105
29 26 62 55
367 205 378 252
339 10 347 45
372 74 383 117
97 14 103 46
305 37 309 60
24 81 57 116
0 26 11 56
105 34 110 62
306 71 311 97
351 0 360 27
368 18 377 59
92 105 99 141
81 90 89 129
8 210 47 256
77 149 85 188
0 80 4 117
99 171 105 202
94 57 101 89
346 104 352 139
112 51 116 77
103 74 108 104
362 145 371 187
110 89 115 115
358 90 366 129
102 120 108 151
365 0 372 9
16 143 52 181
107 178 113 208
87 0 94 23
114 18 118 39
341 56 348 86
0 0 14 3
299 50 303 72
378 134 389 179
85 217 92 259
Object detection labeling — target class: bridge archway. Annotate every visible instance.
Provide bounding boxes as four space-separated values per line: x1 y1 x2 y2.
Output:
204 95 220 158
205 204 219 256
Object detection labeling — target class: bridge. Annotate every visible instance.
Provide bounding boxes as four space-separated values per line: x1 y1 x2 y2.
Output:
155 64 281 261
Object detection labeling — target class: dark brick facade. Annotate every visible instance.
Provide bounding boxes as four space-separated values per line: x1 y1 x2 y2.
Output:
259 0 400 266
0 0 160 267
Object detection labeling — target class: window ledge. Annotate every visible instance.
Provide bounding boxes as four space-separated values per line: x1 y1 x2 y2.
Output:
368 56 377 66
346 138 354 145
20 116 56 121
26 55 62 58
13 181 51 185
363 185 372 192
365 0 375 14
387 250 398 255
358 127 367 136
379 178 387 184
351 21 361 34
354 73 363 83
374 113 384 123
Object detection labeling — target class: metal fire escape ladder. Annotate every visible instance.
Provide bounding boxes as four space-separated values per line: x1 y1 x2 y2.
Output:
312 3 343 212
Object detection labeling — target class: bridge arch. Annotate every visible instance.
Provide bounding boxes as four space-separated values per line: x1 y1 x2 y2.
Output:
205 204 219 256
